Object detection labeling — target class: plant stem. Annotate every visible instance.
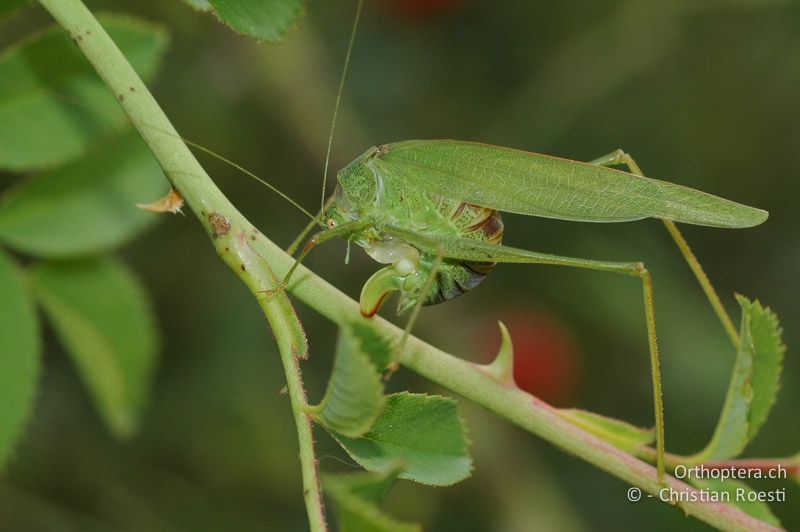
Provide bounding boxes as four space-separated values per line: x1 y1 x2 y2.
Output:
701 458 799 477
270 241 777 532
36 2 779 530
34 1 326 530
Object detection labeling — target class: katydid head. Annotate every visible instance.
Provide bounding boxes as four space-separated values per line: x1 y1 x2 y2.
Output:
335 147 380 206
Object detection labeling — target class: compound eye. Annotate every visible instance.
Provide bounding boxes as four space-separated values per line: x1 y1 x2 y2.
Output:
326 218 337 229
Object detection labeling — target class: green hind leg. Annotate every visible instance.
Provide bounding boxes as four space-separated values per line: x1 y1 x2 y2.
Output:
590 150 740 348
382 223 666 479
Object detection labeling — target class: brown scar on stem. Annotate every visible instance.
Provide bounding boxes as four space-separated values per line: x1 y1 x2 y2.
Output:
208 212 230 238
373 144 390 159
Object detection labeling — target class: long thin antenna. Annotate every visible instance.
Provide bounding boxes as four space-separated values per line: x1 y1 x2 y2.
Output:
182 139 318 222
320 0 365 214
1 81 319 224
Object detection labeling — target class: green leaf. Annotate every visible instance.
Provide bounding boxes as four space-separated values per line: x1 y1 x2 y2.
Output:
31 257 159 437
350 321 395 370
0 132 166 258
692 479 782 528
0 249 40 469
181 0 210 10
698 296 785 460
312 322 392 438
204 0 305 43
737 296 785 440
0 14 168 171
324 465 421 532
0 0 30 19
557 408 654 453
332 392 472 486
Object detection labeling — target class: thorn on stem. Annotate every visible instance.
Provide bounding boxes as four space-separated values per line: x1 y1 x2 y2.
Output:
478 321 517 387
137 185 185 214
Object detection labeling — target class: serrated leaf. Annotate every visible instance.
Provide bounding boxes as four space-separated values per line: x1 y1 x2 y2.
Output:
558 408 654 453
0 132 166 257
332 392 472 486
0 249 40 469
349 321 395 370
312 322 392 438
692 479 782 528
31 257 158 437
203 0 305 43
737 296 785 440
698 296 785 460
0 14 168 171
324 465 421 532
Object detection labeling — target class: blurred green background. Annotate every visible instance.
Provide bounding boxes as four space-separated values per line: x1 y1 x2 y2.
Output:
1 0 798 530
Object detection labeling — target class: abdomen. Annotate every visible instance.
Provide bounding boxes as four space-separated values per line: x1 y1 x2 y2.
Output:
424 198 504 305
